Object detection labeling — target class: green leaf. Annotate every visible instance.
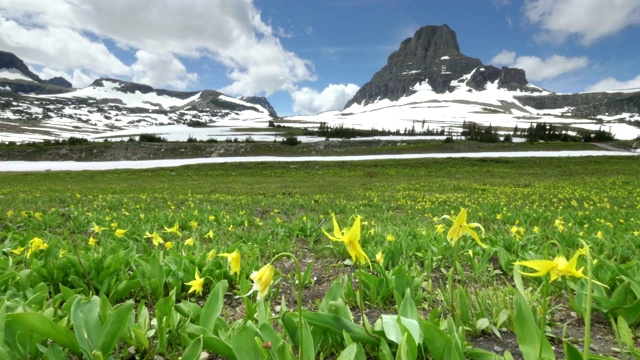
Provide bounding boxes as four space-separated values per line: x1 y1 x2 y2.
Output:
379 338 394 360
513 291 555 360
230 322 263 360
70 296 101 357
398 288 418 320
6 312 81 355
562 340 583 360
396 332 417 360
112 279 141 302
382 315 402 344
617 315 634 348
300 317 315 360
181 336 203 360
302 311 379 346
97 300 133 356
420 321 449 360
200 280 228 330
475 318 490 332
337 343 358 360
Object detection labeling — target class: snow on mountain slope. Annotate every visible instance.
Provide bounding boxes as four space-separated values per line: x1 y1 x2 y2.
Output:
0 68 36 82
284 72 640 140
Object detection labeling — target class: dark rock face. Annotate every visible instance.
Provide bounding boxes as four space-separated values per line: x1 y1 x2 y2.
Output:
91 78 200 100
516 92 640 118
0 50 43 82
240 96 278 117
344 24 537 109
45 76 72 88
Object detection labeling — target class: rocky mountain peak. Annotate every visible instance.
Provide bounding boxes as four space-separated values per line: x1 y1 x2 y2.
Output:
0 50 44 83
344 24 538 109
45 76 72 88
240 96 278 117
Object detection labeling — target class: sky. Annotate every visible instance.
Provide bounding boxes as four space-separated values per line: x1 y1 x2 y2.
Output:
1 0 640 116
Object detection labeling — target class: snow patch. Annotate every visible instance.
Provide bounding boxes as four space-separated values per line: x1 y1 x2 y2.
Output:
0 68 35 82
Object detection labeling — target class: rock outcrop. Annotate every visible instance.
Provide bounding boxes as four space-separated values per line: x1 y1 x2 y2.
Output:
45 76 72 88
0 50 43 82
516 92 640 118
344 24 538 109
240 96 278 117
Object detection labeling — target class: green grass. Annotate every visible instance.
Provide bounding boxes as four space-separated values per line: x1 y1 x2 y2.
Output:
1 156 639 359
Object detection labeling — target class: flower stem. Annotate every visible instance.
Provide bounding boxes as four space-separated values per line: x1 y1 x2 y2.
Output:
539 277 549 360
582 242 593 360
269 252 304 359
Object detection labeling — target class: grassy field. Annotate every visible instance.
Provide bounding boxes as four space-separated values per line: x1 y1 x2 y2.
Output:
1 156 639 359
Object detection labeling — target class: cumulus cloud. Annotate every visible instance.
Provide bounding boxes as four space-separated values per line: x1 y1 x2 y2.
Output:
0 0 314 94
131 51 198 90
586 75 640 92
490 50 588 81
34 68 96 88
291 83 360 115
523 0 640 45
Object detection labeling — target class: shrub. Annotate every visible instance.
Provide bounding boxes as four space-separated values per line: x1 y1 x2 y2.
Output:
138 134 166 142
281 135 301 146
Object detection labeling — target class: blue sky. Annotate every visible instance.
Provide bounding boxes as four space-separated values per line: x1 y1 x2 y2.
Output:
1 0 640 116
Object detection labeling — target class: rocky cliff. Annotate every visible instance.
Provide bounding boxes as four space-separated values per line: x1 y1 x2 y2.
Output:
516 92 640 118
0 51 73 94
344 24 536 109
240 96 278 117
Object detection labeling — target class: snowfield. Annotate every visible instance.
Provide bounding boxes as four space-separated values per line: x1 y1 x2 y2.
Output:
1 150 637 172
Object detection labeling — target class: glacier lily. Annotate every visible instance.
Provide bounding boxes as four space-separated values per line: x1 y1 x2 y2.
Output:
219 249 241 275
322 214 371 268
441 208 486 248
246 264 275 300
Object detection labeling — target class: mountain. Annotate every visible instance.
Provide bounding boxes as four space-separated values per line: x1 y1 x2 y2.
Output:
0 52 278 143
343 24 639 121
281 25 640 140
344 24 537 109
0 51 73 94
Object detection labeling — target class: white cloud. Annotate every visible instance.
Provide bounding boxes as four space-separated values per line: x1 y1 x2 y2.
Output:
0 0 315 94
490 50 516 67
490 50 589 81
131 51 198 90
586 75 640 92
291 83 360 115
34 68 96 88
523 0 640 45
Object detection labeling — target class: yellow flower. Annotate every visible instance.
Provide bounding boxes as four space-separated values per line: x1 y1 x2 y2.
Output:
27 237 48 258
144 231 165 246
6 210 13 218
322 214 371 267
88 236 98 247
516 248 588 282
115 229 127 238
184 237 195 246
205 229 214 240
533 226 540 234
376 251 384 265
247 264 275 300
189 220 198 229
209 215 215 221
164 241 174 250
11 246 25 256
185 268 205 296
207 249 216 261
58 249 67 258
435 223 445 234
110 222 118 228
596 231 603 239
34 212 42 220
92 223 107 233
386 234 395 242
164 223 182 237
496 214 503 220
219 249 241 275
441 208 487 248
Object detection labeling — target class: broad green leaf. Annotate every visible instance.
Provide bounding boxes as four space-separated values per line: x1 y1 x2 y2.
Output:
562 340 583 360
398 288 418 320
200 280 228 330
112 279 141 302
382 315 402 344
396 332 417 360
300 317 315 360
475 318 490 332
420 321 449 360
379 338 394 360
181 336 203 360
6 312 81 355
97 300 133 356
70 296 101 357
230 322 263 360
617 315 633 348
513 291 555 360
302 311 379 346
337 343 358 360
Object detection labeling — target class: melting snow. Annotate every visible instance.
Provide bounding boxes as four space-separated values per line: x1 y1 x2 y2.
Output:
0 68 35 82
